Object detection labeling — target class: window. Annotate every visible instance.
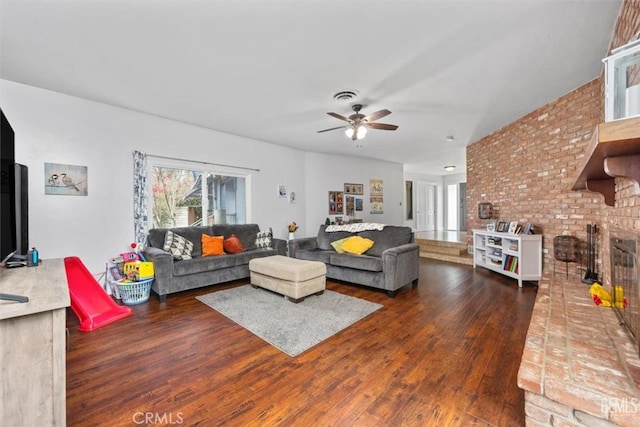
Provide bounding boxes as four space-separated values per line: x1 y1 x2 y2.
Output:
149 160 248 228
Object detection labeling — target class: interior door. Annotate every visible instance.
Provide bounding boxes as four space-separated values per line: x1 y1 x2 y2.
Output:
417 182 436 231
459 182 467 231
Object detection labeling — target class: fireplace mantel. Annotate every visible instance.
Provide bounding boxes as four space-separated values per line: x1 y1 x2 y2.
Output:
572 116 640 206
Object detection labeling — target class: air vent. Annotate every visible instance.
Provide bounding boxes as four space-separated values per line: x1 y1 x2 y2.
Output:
333 90 358 102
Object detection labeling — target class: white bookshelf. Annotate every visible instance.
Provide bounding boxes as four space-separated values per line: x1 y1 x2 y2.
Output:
472 229 542 287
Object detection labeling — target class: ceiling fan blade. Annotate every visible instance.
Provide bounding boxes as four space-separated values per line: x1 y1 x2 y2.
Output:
363 109 391 122
368 122 398 131
317 125 348 133
327 112 351 122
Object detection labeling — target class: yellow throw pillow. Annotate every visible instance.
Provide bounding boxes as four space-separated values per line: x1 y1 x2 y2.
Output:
202 234 225 256
330 237 351 253
341 236 375 255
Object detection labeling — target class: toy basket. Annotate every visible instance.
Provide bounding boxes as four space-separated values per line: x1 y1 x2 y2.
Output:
115 278 153 305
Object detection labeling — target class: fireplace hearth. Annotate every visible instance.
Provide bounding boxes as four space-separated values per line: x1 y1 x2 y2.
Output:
610 230 639 357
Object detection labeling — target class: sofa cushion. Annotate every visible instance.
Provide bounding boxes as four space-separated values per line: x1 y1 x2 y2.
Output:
172 254 237 276
341 236 375 255
329 253 383 272
294 249 333 264
232 248 277 266
163 230 194 260
255 228 273 249
211 224 260 251
316 225 352 250
202 234 225 256
358 226 413 257
223 234 245 254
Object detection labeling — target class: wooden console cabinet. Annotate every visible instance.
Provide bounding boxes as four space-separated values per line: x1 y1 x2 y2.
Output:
472 230 542 286
0 259 70 426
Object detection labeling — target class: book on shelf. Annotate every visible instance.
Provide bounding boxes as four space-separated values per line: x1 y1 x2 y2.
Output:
488 237 502 245
503 255 519 273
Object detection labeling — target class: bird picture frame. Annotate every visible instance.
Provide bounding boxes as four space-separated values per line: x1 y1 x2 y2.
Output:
44 162 88 196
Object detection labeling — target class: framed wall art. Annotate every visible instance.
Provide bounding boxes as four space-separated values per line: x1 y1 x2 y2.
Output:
45 162 88 196
344 183 363 195
345 195 355 216
329 191 344 214
370 179 383 196
370 196 383 214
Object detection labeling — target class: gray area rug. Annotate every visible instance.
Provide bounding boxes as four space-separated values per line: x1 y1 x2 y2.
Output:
196 285 382 357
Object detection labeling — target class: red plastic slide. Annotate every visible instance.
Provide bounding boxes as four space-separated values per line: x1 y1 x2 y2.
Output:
64 256 132 332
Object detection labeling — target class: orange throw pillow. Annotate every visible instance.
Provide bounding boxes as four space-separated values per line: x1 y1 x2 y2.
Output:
224 234 245 254
201 234 225 256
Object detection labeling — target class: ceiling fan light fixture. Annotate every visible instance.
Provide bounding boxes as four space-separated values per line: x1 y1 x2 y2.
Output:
345 125 367 140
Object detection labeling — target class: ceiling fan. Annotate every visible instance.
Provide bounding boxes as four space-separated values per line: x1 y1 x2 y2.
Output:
317 104 398 141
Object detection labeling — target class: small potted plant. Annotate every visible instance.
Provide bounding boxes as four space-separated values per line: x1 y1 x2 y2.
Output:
288 221 299 240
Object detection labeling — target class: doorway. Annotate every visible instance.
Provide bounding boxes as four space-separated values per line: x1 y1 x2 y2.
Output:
459 182 467 231
416 181 436 231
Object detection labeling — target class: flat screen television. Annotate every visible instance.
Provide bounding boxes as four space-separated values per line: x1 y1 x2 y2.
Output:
1 108 28 264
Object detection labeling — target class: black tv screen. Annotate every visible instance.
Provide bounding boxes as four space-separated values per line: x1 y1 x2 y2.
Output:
1 109 28 262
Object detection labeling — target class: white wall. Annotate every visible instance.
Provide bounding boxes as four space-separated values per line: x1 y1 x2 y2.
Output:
1 79 406 273
303 153 404 233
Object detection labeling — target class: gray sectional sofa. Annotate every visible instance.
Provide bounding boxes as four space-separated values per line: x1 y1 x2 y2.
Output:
288 224 419 297
143 224 286 302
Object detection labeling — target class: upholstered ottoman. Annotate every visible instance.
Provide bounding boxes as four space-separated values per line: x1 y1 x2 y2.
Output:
249 255 326 303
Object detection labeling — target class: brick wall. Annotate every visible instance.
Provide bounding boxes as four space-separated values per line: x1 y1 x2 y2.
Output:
472 2 640 425
467 0 640 284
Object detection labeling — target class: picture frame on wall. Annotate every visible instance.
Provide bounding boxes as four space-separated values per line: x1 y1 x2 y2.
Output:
344 183 363 195
329 191 344 214
45 162 88 196
346 195 355 216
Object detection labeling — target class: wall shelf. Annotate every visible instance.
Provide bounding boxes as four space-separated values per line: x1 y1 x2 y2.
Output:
572 116 640 206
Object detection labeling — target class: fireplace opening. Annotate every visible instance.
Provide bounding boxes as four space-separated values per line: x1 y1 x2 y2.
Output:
610 230 640 356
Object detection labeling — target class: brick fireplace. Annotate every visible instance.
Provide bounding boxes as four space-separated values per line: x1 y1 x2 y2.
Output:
611 230 640 358
518 274 640 425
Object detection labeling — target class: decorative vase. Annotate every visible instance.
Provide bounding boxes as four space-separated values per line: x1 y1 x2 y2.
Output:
289 232 295 240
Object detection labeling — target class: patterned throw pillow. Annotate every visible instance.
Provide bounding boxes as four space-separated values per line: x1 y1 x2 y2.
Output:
255 228 273 249
163 230 194 260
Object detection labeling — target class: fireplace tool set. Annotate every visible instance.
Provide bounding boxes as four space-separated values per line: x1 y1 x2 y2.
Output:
582 223 599 284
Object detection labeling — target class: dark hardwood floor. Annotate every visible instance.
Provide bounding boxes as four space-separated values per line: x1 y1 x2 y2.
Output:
66 258 537 426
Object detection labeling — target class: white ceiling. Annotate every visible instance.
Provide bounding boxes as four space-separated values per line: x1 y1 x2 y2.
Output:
0 0 622 174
